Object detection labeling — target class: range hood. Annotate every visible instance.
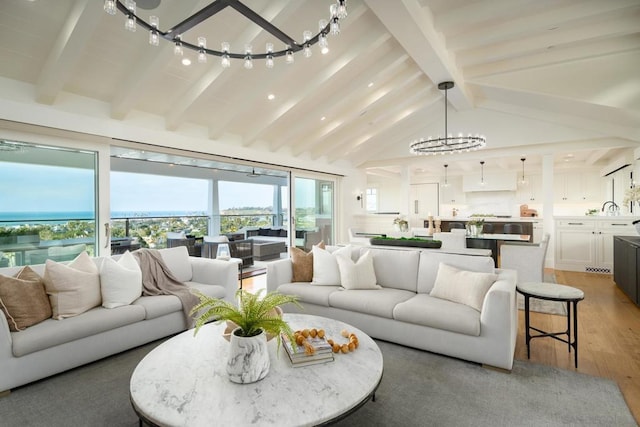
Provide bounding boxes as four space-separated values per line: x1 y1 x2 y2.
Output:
463 171 517 192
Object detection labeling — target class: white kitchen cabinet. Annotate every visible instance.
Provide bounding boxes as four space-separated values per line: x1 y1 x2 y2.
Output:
441 176 465 204
516 174 542 203
409 183 439 228
555 218 636 273
554 172 605 203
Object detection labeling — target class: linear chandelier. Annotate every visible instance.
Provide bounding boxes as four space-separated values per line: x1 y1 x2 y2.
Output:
410 81 486 156
103 0 347 68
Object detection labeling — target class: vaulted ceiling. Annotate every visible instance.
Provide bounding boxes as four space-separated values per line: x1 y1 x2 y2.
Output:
0 0 638 177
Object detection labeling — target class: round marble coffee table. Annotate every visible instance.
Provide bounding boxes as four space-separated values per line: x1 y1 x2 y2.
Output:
130 313 383 426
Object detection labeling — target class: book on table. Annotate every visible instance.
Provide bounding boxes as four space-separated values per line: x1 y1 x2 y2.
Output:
282 334 334 367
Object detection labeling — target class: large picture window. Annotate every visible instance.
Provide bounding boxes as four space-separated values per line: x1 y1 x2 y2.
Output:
0 140 97 267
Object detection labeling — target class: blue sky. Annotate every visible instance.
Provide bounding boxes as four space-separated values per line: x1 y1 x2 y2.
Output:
1 165 302 213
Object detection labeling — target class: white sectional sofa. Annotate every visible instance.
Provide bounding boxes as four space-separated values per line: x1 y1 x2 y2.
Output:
0 246 238 393
267 246 518 370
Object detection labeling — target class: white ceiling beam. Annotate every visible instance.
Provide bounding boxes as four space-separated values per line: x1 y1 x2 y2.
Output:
448 0 640 51
270 51 410 152
459 13 640 67
466 34 640 79
320 81 435 161
110 0 202 120
298 66 425 157
164 1 293 131
364 0 473 111
35 0 102 104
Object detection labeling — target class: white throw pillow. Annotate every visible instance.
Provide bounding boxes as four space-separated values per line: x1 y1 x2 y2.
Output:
429 262 497 311
336 250 380 290
100 251 143 309
311 245 352 286
158 246 192 282
43 251 101 319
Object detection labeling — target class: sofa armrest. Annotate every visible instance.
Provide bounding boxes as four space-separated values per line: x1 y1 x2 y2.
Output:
189 257 238 303
266 259 293 293
480 268 518 348
0 311 12 364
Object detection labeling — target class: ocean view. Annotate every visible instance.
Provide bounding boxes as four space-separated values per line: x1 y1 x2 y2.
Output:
0 211 208 224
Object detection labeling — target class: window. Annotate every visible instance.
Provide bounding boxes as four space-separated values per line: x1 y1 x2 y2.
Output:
366 187 378 212
0 140 97 266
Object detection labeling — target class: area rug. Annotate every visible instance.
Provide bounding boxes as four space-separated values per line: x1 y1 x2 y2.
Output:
516 273 568 316
0 339 634 427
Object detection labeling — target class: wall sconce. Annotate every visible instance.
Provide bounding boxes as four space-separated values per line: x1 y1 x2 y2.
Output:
356 193 363 208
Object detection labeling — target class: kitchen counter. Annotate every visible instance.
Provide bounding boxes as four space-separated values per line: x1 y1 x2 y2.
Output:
437 217 541 222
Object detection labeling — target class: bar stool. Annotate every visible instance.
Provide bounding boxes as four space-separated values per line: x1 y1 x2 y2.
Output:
503 223 523 234
516 282 584 368
449 222 465 230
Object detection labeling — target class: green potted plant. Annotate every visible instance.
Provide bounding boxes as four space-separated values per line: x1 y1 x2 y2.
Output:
393 216 409 232
190 289 301 384
466 218 485 237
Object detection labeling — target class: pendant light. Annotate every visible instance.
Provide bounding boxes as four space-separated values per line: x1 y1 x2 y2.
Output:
480 161 485 186
520 157 528 185
443 164 450 187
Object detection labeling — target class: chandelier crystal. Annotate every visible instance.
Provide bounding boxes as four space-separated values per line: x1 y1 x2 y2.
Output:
410 81 486 156
104 0 347 68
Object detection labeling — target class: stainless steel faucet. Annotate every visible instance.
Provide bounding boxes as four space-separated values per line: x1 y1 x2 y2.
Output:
601 201 619 215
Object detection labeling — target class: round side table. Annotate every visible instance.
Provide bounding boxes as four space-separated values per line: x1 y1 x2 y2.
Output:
516 282 584 368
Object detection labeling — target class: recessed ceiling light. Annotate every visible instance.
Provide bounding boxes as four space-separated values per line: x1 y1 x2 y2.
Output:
320 116 326 121
267 94 275 101
181 57 191 66
367 82 374 88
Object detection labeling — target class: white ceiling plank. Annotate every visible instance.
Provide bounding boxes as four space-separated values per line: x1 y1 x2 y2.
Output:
35 0 102 104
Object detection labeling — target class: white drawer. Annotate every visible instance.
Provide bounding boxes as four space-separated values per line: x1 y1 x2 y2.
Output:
556 219 595 230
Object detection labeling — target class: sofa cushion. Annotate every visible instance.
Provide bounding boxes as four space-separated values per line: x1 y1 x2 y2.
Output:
417 252 495 294
328 288 414 319
132 295 182 320
364 248 420 292
43 251 101 319
276 283 341 307
100 251 143 309
0 266 52 331
393 294 481 336
159 246 192 282
429 263 497 311
336 250 380 290
11 304 145 357
311 245 352 286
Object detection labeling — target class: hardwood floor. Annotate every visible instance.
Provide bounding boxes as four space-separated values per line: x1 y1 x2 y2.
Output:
241 270 640 423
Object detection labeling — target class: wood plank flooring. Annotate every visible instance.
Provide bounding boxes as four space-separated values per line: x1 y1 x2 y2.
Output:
242 270 640 424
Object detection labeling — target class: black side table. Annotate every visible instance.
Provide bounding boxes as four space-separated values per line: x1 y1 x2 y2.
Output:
516 282 585 368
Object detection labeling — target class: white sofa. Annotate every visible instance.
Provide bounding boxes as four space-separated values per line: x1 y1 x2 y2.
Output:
0 246 238 393
267 246 518 370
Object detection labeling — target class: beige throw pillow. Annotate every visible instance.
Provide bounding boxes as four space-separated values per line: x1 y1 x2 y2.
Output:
44 251 101 319
290 247 313 282
429 262 497 311
335 250 380 290
0 266 52 331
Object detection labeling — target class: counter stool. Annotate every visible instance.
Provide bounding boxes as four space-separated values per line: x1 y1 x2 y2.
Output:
516 282 584 368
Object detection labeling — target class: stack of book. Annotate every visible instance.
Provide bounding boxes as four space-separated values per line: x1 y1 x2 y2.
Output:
282 334 334 367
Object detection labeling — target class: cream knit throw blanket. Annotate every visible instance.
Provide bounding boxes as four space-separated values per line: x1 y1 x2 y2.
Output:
133 249 198 329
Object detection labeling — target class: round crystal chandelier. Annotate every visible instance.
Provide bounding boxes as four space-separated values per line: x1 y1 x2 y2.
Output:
410 81 486 156
103 0 347 68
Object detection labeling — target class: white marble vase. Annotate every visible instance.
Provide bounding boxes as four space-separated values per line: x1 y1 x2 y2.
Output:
227 328 270 384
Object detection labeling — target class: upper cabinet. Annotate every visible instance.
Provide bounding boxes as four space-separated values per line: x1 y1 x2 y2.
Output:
516 174 542 203
554 171 605 203
441 176 465 204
